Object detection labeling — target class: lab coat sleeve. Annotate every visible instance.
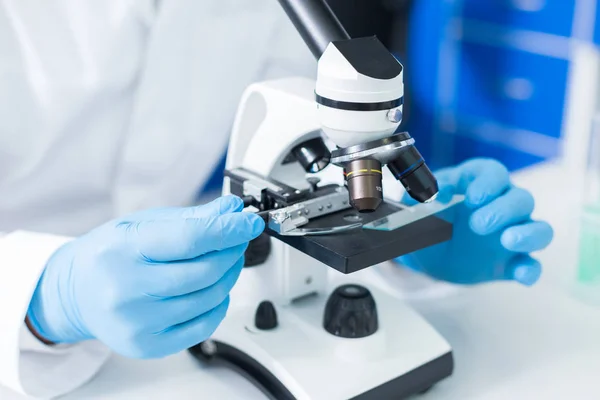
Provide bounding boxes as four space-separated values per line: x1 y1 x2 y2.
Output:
0 231 111 399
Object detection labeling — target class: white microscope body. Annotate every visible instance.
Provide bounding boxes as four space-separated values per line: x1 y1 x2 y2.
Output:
190 2 454 397
190 77 454 400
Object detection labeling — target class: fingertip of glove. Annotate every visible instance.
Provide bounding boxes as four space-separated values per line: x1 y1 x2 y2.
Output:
508 254 541 286
464 187 487 208
401 193 418 206
219 195 244 214
247 213 266 237
469 211 494 235
512 264 541 286
220 211 265 242
435 184 456 204
500 229 520 250
501 222 554 253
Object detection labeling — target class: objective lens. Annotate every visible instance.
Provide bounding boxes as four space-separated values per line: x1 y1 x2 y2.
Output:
388 146 438 203
344 159 383 213
292 137 331 173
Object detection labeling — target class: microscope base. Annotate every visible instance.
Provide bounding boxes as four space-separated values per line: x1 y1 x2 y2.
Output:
190 286 453 400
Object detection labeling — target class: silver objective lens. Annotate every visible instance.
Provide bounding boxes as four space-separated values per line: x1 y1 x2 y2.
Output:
344 159 383 213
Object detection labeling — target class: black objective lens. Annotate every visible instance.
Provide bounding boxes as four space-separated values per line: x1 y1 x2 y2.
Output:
292 137 331 173
344 159 383 212
388 146 438 203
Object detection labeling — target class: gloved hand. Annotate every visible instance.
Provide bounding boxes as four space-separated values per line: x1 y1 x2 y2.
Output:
396 158 553 286
27 195 264 358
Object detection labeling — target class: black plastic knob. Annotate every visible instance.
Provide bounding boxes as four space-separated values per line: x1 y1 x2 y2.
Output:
255 301 278 330
323 284 378 338
244 233 271 267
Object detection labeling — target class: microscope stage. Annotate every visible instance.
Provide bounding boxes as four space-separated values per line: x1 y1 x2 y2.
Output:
266 202 452 274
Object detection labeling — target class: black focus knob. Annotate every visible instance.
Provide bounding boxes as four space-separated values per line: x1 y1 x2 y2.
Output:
323 284 378 338
244 232 271 267
255 301 278 330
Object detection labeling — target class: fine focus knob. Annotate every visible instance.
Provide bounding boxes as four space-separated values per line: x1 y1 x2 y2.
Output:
323 284 378 338
255 301 278 330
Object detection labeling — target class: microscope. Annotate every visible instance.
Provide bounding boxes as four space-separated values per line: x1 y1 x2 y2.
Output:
189 1 458 398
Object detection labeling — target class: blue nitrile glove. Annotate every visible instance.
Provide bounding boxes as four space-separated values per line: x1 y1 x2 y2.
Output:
27 195 264 359
396 158 553 286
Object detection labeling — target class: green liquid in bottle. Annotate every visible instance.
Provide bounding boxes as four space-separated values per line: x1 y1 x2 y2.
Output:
577 204 600 283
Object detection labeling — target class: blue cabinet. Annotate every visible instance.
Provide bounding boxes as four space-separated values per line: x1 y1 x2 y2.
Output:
595 2 600 44
462 0 575 37
456 42 568 138
405 0 581 172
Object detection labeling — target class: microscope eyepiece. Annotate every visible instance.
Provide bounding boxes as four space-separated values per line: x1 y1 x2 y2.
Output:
344 159 383 213
388 146 439 203
292 137 331 173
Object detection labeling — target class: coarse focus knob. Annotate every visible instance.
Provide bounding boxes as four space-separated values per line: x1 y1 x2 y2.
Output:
255 301 278 330
323 284 378 338
244 233 271 267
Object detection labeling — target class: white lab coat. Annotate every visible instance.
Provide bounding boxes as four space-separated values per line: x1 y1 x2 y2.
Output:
0 1 314 398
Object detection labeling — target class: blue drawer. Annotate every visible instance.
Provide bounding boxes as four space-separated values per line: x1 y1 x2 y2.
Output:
455 42 569 138
595 4 600 45
462 0 575 37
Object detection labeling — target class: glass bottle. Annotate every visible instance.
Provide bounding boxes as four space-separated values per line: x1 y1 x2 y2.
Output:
577 115 600 285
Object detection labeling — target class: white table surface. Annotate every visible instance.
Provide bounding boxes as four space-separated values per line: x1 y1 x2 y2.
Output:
47 161 600 399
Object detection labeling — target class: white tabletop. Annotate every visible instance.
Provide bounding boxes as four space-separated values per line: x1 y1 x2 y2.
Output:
55 161 600 399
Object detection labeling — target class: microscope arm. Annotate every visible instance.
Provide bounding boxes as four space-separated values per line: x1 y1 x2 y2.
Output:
277 0 350 59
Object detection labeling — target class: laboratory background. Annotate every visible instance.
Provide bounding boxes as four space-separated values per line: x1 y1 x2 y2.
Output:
401 0 590 172
6 1 600 399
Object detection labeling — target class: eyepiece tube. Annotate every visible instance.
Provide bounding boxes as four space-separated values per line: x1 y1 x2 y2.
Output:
277 0 351 59
388 146 439 203
344 159 383 213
